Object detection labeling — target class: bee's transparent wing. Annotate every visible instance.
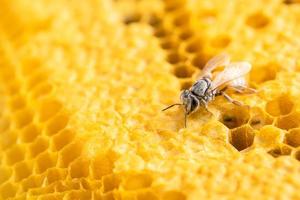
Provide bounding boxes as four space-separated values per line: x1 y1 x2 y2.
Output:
211 62 252 90
199 53 231 78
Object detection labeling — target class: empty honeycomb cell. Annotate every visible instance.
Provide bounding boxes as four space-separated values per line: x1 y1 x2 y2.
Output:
154 27 169 38
167 51 185 64
254 125 285 148
0 115 11 132
0 182 18 199
211 35 231 48
250 64 278 84
230 125 255 151
284 0 300 4
249 107 274 129
5 144 26 165
268 144 292 158
92 154 114 179
0 129 18 150
0 166 12 184
192 53 207 69
35 151 57 173
137 190 159 200
26 70 49 90
162 190 187 200
6 81 20 95
148 14 161 27
122 173 152 190
285 128 300 147
14 107 34 128
51 129 75 151
276 111 300 130
20 123 40 143
294 149 300 161
29 136 49 158
178 29 193 40
185 38 202 53
123 13 142 25
46 168 67 184
31 82 53 99
20 175 44 193
70 157 90 178
219 105 250 129
9 94 26 111
14 161 33 182
173 12 190 27
180 79 193 90
161 38 178 50
38 99 63 122
58 141 83 168
246 12 270 29
164 0 184 12
173 64 195 78
265 95 294 117
102 175 121 193
45 113 69 136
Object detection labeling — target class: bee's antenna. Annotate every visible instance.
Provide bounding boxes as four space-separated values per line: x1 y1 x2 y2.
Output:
162 103 183 111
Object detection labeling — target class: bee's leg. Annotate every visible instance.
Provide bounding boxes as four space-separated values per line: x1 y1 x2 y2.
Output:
220 91 243 106
228 85 257 94
199 99 213 114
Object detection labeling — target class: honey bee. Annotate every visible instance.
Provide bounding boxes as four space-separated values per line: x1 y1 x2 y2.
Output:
162 53 256 127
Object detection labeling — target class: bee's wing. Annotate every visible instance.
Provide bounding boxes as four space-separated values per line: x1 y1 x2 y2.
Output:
211 62 252 90
199 53 231 78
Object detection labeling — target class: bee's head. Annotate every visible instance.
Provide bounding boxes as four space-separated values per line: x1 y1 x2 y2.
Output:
180 90 193 114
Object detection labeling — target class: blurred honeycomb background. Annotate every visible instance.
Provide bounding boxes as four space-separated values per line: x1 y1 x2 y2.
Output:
1 0 300 199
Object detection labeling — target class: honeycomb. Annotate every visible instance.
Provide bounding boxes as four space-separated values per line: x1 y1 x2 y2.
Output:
1 0 300 199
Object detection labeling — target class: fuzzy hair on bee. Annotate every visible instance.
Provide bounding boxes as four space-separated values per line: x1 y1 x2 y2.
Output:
162 53 256 128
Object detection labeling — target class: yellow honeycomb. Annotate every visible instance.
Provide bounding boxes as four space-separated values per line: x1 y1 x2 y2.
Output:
1 0 300 199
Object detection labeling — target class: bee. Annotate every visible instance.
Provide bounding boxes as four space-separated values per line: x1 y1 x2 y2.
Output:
162 53 256 127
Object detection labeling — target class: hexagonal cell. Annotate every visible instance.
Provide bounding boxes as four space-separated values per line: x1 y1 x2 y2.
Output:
35 151 58 174
283 0 300 4
51 129 75 151
20 123 40 143
5 144 26 165
293 148 300 161
219 105 250 129
38 98 63 122
192 53 208 69
0 166 12 184
31 82 53 99
230 125 255 151
65 190 92 200
46 168 67 184
250 63 278 84
173 64 196 78
45 113 69 136
92 154 114 179
249 107 274 129
173 12 190 27
102 174 121 193
160 38 178 50
285 128 300 147
246 12 270 29
0 129 18 150
154 27 169 38
9 94 26 111
268 144 293 158
211 35 231 48
265 95 294 117
164 0 184 12
185 38 203 53
276 111 300 130
29 136 49 158
178 28 193 40
148 14 161 27
122 173 153 190
180 79 193 90
254 125 285 149
13 160 33 181
162 190 187 200
20 175 44 192
70 157 90 178
0 182 18 199
26 69 49 90
0 115 11 133
58 141 83 168
14 107 34 128
6 81 20 95
167 51 185 64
